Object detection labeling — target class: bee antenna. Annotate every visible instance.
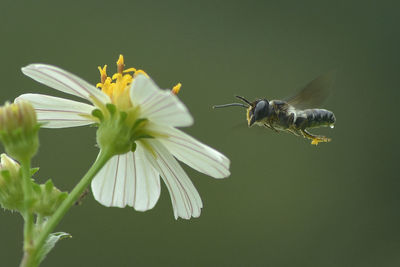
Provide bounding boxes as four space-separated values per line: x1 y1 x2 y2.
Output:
235 95 252 106
213 103 248 109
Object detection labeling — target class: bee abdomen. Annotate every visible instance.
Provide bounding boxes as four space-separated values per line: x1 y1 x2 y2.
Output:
295 109 336 129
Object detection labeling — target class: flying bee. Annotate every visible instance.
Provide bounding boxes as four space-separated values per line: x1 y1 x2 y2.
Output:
213 72 336 145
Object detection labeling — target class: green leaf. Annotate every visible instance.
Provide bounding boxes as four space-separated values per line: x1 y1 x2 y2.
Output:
35 232 71 266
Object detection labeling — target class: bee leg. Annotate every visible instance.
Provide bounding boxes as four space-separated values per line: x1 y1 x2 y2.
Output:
264 123 279 133
301 129 331 145
287 128 301 136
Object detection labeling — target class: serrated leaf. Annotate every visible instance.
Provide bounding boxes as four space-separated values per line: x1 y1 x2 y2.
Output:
35 232 71 266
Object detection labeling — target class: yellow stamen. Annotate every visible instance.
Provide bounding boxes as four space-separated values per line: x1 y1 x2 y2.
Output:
123 68 136 73
172 83 182 95
98 65 108 84
101 77 113 96
117 55 125 74
134 70 149 78
111 73 121 81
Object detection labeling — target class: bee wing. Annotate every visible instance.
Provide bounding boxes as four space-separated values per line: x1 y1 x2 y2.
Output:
285 71 335 109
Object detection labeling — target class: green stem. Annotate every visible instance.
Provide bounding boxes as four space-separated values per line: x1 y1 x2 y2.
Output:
22 148 113 267
20 158 34 253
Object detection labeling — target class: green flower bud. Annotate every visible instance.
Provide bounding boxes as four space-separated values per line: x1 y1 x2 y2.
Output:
0 154 25 211
32 180 68 217
0 101 40 161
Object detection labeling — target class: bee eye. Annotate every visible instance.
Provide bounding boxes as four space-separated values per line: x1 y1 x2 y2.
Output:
254 100 269 120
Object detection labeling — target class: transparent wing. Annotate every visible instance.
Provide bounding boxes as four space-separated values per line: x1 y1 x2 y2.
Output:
285 71 335 109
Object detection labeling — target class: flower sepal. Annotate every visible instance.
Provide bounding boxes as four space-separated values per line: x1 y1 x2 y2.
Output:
95 103 146 156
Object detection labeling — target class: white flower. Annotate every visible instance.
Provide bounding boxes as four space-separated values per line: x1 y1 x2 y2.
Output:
15 56 230 219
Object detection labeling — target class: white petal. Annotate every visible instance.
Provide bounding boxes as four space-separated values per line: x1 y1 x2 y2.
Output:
142 139 202 219
130 74 193 127
15 93 95 128
147 123 230 178
21 64 110 103
91 149 161 211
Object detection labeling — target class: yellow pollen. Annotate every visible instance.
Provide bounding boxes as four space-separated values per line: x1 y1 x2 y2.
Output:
172 83 182 95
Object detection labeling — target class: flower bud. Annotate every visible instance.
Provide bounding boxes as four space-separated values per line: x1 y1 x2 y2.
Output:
0 154 25 211
32 180 68 217
0 101 40 161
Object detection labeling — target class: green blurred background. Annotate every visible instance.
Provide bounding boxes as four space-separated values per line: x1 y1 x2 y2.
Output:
1 0 399 266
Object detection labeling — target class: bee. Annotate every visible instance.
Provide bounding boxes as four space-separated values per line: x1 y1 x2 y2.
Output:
213 72 336 145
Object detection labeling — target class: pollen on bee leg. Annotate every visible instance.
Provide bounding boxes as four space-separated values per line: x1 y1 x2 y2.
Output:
311 139 320 145
301 129 331 145
172 83 182 95
311 136 331 145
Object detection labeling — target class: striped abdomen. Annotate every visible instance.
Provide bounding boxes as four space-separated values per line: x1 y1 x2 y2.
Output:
295 109 336 129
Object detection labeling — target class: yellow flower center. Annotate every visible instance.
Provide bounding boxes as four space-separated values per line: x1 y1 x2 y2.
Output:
96 55 182 110
96 55 139 110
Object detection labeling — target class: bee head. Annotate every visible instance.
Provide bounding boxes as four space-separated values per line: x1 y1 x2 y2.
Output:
247 99 270 126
